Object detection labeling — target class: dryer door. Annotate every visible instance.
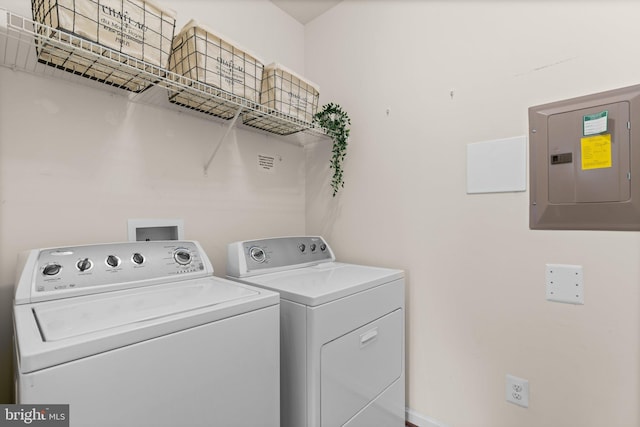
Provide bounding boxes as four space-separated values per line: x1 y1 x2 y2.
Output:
320 308 403 427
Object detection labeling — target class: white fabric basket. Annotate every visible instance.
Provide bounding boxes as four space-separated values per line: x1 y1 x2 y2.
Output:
167 20 264 117
32 0 176 91
260 63 319 123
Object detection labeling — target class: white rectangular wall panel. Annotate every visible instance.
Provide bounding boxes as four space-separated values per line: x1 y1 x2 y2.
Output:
466 136 527 194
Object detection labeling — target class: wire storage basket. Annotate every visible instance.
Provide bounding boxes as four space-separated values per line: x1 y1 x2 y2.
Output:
166 20 264 119
31 0 176 92
243 63 319 135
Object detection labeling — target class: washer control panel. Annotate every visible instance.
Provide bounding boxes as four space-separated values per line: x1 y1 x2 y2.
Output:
227 236 335 277
16 241 212 304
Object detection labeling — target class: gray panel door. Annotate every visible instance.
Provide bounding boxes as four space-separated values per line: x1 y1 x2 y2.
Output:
547 101 630 204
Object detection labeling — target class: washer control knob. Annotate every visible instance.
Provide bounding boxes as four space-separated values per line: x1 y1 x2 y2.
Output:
320 244 327 252
77 258 92 272
310 243 317 252
298 243 306 253
132 253 145 265
249 246 266 263
42 263 62 276
173 249 192 266
106 255 120 268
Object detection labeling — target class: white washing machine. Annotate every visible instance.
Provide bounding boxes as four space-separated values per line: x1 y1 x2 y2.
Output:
13 240 280 427
227 236 405 427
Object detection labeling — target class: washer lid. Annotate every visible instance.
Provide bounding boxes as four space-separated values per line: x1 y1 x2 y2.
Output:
34 279 258 342
14 277 278 373
237 262 404 306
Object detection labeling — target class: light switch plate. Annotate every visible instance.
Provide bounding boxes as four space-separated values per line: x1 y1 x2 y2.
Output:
546 264 584 304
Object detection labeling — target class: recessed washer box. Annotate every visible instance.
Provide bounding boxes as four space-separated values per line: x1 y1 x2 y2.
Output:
529 84 640 230
128 219 184 241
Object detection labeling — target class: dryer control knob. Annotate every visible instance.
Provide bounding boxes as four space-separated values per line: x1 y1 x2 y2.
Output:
77 258 93 272
132 253 145 265
42 263 62 276
249 246 266 263
173 249 192 266
106 255 120 268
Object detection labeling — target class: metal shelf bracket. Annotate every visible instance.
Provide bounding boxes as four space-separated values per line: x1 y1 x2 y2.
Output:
204 107 243 175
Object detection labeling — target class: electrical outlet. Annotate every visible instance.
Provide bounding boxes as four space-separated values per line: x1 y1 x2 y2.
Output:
506 374 529 408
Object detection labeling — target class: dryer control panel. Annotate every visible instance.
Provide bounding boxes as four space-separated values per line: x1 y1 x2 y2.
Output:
227 236 335 278
15 241 213 304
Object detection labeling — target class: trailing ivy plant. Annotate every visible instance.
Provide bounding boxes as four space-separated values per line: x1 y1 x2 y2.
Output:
313 103 351 197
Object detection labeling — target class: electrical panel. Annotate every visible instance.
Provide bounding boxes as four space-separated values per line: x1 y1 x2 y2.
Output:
529 85 640 230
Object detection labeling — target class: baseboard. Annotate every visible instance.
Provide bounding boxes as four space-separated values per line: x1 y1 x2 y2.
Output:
406 408 450 427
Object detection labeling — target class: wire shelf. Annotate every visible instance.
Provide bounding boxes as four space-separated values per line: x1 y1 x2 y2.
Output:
0 9 327 146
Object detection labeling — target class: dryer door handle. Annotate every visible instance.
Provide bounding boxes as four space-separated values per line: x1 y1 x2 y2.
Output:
360 327 378 347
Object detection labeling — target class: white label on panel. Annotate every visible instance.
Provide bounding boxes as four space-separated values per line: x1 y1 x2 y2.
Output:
466 136 527 194
583 110 608 136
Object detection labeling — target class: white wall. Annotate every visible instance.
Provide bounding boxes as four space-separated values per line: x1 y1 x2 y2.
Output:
0 0 305 402
305 1 640 427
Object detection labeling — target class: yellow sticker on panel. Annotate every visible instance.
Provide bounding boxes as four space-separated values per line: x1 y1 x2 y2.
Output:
581 134 612 170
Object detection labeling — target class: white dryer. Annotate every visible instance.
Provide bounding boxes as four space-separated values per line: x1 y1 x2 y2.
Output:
13 241 280 427
227 236 405 427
